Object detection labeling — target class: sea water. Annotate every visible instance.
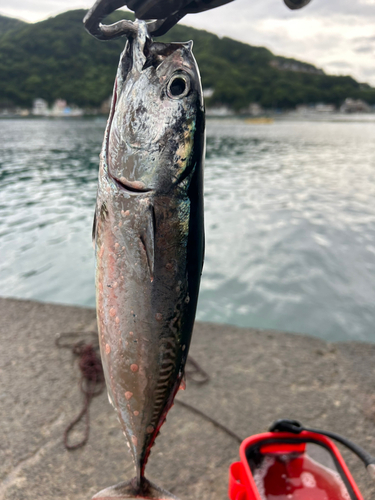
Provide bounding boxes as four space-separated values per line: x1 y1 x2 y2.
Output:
1 116 375 342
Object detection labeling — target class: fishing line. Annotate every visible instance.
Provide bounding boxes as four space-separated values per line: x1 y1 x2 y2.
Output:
174 399 243 444
56 330 243 449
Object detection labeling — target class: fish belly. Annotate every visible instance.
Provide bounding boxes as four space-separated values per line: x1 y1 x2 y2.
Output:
95 189 194 469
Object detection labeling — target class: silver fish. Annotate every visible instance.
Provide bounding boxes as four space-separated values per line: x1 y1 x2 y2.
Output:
92 20 205 499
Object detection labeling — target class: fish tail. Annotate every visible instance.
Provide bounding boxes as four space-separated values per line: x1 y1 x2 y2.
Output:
92 477 179 499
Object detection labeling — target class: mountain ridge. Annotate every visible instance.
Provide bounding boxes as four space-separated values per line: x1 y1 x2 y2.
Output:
0 10 374 110
0 14 27 36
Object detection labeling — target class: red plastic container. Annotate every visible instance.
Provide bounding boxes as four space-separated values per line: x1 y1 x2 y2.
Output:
229 430 364 500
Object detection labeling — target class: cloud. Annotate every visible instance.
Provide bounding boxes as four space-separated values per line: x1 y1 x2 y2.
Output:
354 45 374 53
1 0 375 85
182 0 375 84
327 60 353 68
0 0 91 22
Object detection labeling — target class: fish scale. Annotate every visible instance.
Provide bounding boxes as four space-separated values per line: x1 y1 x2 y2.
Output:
92 19 205 500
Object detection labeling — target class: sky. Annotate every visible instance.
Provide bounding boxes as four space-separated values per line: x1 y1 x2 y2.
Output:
1 0 375 84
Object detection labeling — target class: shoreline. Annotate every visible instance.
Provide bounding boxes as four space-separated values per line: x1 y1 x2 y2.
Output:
1 296 375 499
0 294 373 346
2 112 375 122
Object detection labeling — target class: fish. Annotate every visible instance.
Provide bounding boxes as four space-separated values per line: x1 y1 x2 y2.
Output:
92 19 205 500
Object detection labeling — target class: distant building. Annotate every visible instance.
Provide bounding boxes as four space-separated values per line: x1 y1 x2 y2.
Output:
32 98 49 116
51 99 67 116
240 103 264 116
32 98 83 117
206 105 234 117
295 104 311 114
50 99 83 117
340 98 370 113
315 103 335 113
295 103 335 114
203 88 214 99
16 108 30 117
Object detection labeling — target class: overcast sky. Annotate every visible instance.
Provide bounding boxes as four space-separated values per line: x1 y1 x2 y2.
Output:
1 0 375 84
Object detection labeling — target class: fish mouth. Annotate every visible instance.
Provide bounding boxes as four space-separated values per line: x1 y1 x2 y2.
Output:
112 175 153 194
105 80 152 196
125 139 150 151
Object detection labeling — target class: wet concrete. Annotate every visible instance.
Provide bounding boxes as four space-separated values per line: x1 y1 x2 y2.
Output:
1 296 375 499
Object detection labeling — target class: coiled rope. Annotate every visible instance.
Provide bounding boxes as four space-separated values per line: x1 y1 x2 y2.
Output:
56 332 104 450
56 330 242 450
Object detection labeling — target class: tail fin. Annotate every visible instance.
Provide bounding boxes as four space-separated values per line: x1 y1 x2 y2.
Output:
92 477 179 499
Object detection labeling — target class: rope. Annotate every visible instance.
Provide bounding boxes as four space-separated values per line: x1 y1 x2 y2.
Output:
181 357 243 443
56 332 104 450
184 356 210 385
175 399 243 444
56 331 243 450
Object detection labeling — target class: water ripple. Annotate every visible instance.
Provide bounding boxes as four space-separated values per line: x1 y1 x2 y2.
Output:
1 117 375 342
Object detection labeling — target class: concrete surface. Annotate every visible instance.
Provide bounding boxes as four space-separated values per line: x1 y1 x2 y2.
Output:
1 296 375 499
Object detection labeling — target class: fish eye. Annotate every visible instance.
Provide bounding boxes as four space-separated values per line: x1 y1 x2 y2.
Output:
167 74 190 99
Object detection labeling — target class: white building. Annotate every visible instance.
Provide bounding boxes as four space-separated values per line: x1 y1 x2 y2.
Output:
340 98 370 113
32 98 49 116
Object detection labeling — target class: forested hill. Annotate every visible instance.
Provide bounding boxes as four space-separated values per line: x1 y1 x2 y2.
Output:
1 9 374 111
0 14 27 35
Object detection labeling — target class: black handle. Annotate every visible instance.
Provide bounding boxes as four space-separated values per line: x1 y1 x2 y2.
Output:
270 418 375 470
83 0 314 39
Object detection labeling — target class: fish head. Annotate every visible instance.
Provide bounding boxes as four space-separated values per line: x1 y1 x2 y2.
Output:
106 21 204 194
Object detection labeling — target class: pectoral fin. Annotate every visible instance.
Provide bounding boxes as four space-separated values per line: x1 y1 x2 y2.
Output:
92 209 97 245
140 205 155 282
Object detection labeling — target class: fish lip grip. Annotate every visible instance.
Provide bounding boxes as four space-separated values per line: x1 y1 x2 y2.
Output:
284 0 312 9
229 428 365 500
84 0 313 39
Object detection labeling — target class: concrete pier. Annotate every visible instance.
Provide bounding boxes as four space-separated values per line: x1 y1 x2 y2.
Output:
1 296 375 499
